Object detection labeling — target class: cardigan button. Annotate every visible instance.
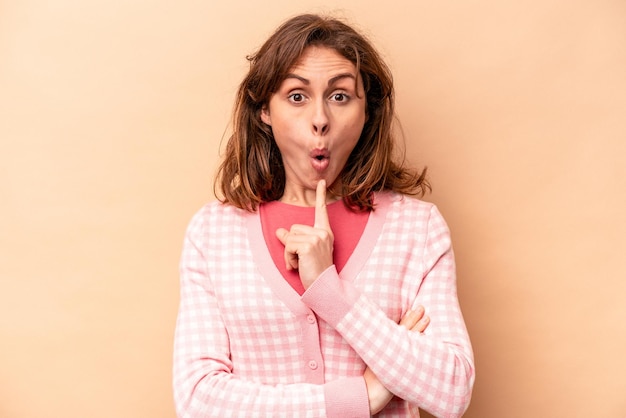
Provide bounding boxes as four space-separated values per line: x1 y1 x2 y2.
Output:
307 314 316 324
308 360 318 370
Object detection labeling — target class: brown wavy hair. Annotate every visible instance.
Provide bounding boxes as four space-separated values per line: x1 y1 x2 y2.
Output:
215 13 430 211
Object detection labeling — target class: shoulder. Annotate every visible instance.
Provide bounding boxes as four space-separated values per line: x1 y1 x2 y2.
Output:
375 191 440 220
194 199 248 218
374 192 450 237
374 193 453 257
185 200 252 235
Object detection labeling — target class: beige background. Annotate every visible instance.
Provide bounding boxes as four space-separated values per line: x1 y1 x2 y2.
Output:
1 0 625 417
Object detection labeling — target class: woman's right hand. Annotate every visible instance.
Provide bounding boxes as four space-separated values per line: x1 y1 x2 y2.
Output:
364 306 430 415
275 180 334 290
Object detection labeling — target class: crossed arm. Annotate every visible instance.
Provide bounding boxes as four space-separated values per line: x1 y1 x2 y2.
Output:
173 183 474 417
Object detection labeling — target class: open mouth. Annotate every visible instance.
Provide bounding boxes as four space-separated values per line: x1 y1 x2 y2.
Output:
310 148 330 160
310 148 330 171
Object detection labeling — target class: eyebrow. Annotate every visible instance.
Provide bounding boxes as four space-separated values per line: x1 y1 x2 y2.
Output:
283 72 356 86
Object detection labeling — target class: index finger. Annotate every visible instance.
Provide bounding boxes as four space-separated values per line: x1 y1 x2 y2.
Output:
314 180 330 230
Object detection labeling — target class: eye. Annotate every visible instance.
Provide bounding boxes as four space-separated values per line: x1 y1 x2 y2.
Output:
288 93 305 103
330 93 349 102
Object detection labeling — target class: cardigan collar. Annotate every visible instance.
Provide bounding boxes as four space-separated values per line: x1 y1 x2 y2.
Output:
245 192 395 315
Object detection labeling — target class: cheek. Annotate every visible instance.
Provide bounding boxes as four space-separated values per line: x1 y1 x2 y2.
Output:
345 109 366 133
342 119 365 145
271 116 304 139
273 133 300 160
335 135 360 160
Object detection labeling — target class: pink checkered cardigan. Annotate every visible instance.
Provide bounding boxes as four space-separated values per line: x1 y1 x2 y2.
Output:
173 192 474 417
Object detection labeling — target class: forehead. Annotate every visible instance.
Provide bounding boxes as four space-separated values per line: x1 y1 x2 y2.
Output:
288 46 356 75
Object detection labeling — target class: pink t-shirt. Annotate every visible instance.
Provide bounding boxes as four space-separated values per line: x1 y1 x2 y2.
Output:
260 199 370 295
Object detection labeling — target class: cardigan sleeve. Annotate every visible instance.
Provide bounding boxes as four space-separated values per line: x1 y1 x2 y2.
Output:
172 209 370 418
301 204 475 418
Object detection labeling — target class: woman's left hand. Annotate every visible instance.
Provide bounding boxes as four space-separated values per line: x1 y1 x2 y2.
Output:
365 306 431 414
276 180 334 289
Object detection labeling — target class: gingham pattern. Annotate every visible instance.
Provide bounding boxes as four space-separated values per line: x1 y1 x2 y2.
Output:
173 193 474 417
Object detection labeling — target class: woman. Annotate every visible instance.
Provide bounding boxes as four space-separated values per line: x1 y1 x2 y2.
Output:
173 13 474 417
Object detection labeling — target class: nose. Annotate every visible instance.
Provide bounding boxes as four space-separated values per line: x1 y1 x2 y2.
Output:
311 101 329 135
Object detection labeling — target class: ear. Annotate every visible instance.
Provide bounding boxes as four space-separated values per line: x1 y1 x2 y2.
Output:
260 105 271 126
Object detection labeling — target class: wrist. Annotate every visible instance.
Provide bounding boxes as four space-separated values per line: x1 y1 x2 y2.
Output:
364 369 393 415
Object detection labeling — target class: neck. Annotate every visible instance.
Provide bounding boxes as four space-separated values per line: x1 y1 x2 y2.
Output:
280 183 341 207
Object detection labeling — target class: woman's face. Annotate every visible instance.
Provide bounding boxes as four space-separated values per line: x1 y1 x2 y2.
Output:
261 46 366 205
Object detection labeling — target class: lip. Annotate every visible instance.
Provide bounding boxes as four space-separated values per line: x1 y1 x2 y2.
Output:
310 148 330 172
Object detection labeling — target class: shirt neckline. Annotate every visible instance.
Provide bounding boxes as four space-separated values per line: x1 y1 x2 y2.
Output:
245 192 394 314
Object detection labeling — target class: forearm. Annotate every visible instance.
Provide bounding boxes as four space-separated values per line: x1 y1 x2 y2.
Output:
336 294 474 417
175 259 370 417
174 285 370 417
302 266 474 417
173 359 368 418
